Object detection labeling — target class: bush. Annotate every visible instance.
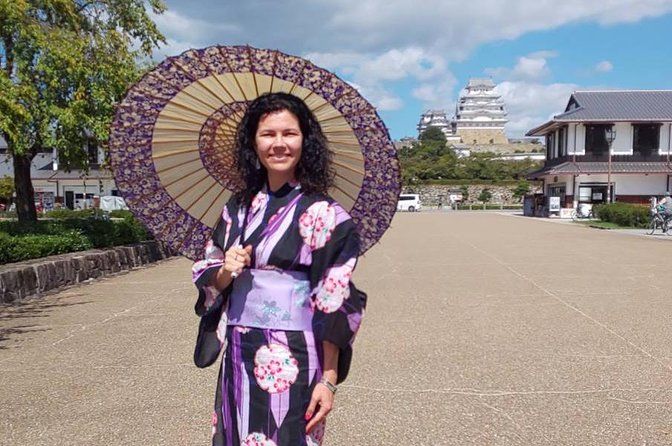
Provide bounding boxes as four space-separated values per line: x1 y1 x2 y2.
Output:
0 231 92 264
593 203 650 228
0 216 152 249
44 208 96 219
109 209 134 219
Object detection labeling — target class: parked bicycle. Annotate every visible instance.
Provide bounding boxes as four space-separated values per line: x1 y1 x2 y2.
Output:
648 206 672 235
571 203 594 220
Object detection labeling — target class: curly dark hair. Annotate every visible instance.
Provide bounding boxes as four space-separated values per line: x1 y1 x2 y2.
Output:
233 92 334 204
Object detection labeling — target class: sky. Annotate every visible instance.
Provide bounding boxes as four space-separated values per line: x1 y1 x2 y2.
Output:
149 0 672 139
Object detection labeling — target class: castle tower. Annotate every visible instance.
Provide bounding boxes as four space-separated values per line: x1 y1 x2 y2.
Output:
455 78 508 144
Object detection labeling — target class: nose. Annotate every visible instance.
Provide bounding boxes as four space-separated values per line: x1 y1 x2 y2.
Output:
272 134 287 147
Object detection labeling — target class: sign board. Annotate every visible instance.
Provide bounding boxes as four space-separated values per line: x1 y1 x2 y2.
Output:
549 196 561 212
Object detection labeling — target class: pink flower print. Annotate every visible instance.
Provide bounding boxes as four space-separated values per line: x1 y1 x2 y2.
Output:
253 344 299 394
323 277 338 293
242 432 277 446
313 258 356 313
299 202 337 250
299 212 314 232
254 364 268 381
306 419 326 446
314 216 325 233
273 377 291 393
250 192 268 215
268 359 283 375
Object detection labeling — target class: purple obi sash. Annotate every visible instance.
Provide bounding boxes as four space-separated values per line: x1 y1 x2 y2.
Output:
228 268 313 331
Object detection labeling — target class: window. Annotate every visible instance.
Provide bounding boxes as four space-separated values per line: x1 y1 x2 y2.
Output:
546 133 555 159
558 127 566 157
632 124 660 156
585 124 611 154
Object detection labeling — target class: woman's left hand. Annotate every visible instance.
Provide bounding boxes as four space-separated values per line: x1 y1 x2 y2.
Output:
305 382 334 433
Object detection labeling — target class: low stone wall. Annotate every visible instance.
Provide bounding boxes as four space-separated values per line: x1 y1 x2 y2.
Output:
402 184 542 206
0 241 175 303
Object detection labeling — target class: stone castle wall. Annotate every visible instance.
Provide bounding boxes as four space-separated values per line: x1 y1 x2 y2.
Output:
456 128 509 145
402 183 542 206
0 241 174 303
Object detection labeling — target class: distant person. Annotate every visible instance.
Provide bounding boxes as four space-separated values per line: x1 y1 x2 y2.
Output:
659 192 672 221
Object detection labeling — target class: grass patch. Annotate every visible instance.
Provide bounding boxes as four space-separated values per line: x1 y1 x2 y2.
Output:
574 220 634 230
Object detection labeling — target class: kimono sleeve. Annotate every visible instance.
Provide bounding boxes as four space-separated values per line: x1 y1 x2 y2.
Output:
191 204 233 316
302 200 366 383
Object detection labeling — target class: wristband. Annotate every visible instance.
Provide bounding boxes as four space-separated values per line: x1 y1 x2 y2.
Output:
319 377 337 394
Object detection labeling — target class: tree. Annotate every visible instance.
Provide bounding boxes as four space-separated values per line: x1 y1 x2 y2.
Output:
0 0 166 222
512 180 531 202
419 126 447 145
478 188 492 204
0 176 14 202
460 184 469 202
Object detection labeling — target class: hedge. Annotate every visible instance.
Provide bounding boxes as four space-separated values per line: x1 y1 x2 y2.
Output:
0 219 150 247
456 204 523 210
0 212 153 264
592 203 650 228
0 231 92 264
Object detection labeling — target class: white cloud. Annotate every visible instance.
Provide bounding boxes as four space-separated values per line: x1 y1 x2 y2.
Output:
148 9 242 58
306 47 456 111
151 0 672 135
495 81 578 136
158 1 672 57
486 51 556 81
595 60 614 72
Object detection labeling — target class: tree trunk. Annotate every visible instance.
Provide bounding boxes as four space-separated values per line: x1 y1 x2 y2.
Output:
13 152 37 222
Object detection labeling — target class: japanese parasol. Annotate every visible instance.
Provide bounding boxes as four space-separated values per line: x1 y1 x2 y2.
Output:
108 45 400 260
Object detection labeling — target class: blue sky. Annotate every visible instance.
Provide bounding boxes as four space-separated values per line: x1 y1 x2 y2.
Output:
151 0 672 139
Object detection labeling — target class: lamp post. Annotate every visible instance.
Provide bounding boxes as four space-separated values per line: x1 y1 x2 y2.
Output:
605 126 617 203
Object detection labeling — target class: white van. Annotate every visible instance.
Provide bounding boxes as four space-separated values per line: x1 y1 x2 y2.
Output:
397 194 422 212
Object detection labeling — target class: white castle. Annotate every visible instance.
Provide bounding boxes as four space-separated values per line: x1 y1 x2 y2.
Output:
417 78 508 145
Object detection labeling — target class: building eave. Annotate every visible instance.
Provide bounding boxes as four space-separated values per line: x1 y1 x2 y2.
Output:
526 120 561 136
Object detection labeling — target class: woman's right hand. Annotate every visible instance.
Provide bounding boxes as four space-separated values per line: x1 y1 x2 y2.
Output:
223 245 253 276
212 245 253 291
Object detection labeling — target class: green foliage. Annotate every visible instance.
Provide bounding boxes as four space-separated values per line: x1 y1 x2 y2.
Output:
460 185 469 201
593 203 650 228
0 176 14 201
419 127 447 144
109 209 134 219
0 0 166 221
512 180 531 201
0 231 92 264
44 208 96 219
399 143 542 186
478 188 492 203
0 213 152 264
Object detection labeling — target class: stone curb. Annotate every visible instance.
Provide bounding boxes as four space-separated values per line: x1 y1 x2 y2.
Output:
0 241 175 303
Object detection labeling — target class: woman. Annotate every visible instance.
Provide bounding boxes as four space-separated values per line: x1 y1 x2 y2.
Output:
192 92 365 446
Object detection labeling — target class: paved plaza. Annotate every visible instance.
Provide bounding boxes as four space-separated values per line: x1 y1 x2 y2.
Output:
2 212 672 445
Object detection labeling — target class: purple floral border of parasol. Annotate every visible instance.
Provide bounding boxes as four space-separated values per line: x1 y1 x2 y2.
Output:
108 45 401 260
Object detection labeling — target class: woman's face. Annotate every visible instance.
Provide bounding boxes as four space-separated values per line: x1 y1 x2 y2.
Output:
254 109 303 181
